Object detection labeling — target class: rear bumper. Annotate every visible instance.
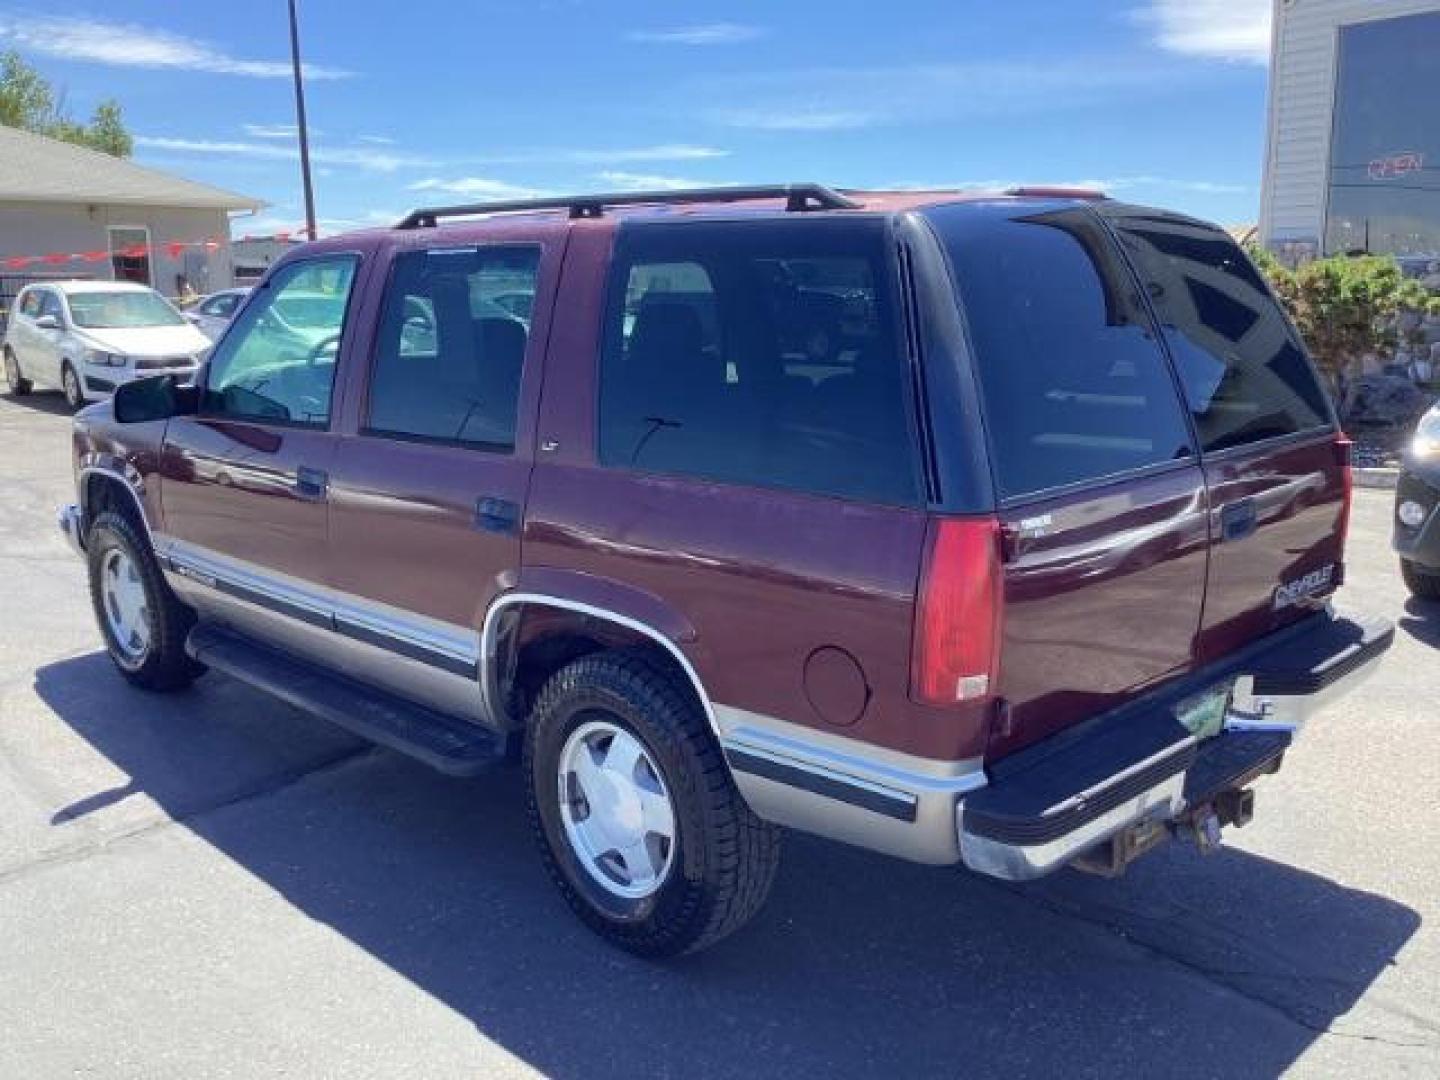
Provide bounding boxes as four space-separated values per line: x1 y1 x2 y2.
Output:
957 609 1393 880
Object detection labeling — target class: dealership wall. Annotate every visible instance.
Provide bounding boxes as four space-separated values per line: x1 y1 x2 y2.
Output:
1260 0 1440 252
0 202 236 298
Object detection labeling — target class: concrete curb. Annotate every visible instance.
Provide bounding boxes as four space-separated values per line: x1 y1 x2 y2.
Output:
1354 467 1400 490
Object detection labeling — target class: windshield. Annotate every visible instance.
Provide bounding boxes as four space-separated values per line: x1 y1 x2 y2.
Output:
67 290 186 329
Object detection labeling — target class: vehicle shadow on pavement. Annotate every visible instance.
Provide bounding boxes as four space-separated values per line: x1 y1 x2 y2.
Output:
1399 597 1440 648
35 655 1427 1079
1 391 75 417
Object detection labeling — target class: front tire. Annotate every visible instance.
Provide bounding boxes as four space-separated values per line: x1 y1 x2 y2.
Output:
3 347 31 395
1401 558 1440 601
525 650 781 957
61 362 84 410
86 511 201 691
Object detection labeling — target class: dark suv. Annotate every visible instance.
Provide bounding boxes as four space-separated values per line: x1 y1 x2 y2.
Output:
57 184 1393 956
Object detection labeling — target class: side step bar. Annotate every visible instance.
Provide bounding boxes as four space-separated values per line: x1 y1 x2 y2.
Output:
186 624 506 777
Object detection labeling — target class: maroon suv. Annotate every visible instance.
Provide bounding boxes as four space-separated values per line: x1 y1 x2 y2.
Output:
58 184 1393 956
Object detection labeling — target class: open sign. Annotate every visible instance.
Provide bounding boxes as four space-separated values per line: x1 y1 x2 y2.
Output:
1368 151 1425 181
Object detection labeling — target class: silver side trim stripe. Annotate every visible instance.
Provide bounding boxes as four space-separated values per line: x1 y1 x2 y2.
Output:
161 541 479 679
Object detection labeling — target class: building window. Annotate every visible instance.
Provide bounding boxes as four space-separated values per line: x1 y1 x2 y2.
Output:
1325 11 1440 258
108 227 152 285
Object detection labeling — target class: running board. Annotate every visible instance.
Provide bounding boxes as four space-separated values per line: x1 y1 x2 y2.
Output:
186 624 506 776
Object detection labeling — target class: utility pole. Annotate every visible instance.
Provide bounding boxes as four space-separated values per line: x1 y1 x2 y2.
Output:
288 0 318 241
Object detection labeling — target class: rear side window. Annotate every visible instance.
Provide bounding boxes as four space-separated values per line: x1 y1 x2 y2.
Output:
597 220 920 506
366 246 540 450
926 204 1194 500
1104 211 1332 451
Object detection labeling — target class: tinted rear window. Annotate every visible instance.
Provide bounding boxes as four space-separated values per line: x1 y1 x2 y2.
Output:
1103 211 1332 451
925 204 1195 500
597 219 921 506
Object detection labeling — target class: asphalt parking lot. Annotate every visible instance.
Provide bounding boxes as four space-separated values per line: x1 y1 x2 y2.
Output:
1 390 1438 1079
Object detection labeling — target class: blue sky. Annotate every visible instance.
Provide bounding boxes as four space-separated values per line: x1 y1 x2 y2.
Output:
0 1 1274 236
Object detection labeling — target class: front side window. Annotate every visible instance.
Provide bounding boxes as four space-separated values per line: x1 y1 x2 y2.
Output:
597 220 920 506
925 204 1195 500
67 290 186 329
366 246 540 449
201 293 240 318
1105 210 1332 452
204 256 358 426
19 290 41 319
38 290 65 323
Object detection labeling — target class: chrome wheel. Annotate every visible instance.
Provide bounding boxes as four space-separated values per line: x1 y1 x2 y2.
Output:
3 350 18 390
100 547 151 662
558 719 677 900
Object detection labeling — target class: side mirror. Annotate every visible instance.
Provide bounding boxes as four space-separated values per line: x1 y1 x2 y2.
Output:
113 374 198 424
34 314 61 330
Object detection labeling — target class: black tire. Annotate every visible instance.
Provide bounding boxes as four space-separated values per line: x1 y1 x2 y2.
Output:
3 347 31 395
61 361 84 410
525 650 781 957
1401 558 1440 601
86 511 202 691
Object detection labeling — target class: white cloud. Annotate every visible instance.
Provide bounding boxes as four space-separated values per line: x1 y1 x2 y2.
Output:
593 171 721 191
1132 0 1272 64
0 14 352 78
408 177 554 199
235 209 401 239
136 136 436 173
242 123 301 140
357 135 396 145
708 108 879 132
627 23 764 46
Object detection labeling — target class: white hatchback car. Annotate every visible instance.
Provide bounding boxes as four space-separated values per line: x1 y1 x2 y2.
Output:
3 281 211 409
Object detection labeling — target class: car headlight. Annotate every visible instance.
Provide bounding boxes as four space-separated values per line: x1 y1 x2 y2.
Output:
83 349 126 368
1413 408 1440 459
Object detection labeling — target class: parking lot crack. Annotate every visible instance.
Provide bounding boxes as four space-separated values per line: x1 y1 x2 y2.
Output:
0 744 374 890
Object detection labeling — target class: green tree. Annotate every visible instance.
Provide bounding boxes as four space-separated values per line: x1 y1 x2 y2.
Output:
0 50 132 157
1249 247 1440 390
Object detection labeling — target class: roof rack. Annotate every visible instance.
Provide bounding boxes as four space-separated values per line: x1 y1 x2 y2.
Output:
396 183 860 229
1003 185 1109 200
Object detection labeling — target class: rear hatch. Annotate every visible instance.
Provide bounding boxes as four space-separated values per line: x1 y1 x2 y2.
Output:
921 200 1345 761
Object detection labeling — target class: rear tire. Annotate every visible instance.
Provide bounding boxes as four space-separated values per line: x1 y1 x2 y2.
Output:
86 511 202 691
1401 558 1440 601
3 347 30 395
525 650 781 957
61 362 84 411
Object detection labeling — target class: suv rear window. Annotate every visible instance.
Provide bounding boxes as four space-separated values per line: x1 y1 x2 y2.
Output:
925 204 1195 500
1102 209 1332 452
597 220 921 506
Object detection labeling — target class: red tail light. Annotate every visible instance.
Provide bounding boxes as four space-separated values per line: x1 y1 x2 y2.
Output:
1335 432 1354 550
911 517 1004 706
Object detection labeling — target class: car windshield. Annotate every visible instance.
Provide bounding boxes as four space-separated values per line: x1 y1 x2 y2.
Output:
67 290 186 329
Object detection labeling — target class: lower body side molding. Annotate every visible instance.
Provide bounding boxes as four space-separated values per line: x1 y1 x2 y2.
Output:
187 623 506 776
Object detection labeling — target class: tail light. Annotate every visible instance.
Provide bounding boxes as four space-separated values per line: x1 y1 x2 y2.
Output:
911 517 1004 705
1335 432 1354 551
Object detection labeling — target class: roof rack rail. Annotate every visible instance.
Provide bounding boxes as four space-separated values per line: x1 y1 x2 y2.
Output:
1003 185 1109 200
396 183 860 229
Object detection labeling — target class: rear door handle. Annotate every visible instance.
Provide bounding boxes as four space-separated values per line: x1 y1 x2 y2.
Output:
474 496 519 535
1219 498 1257 542
295 466 329 501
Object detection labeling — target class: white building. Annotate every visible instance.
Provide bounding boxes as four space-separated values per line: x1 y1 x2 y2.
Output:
1260 0 1440 261
0 125 263 316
